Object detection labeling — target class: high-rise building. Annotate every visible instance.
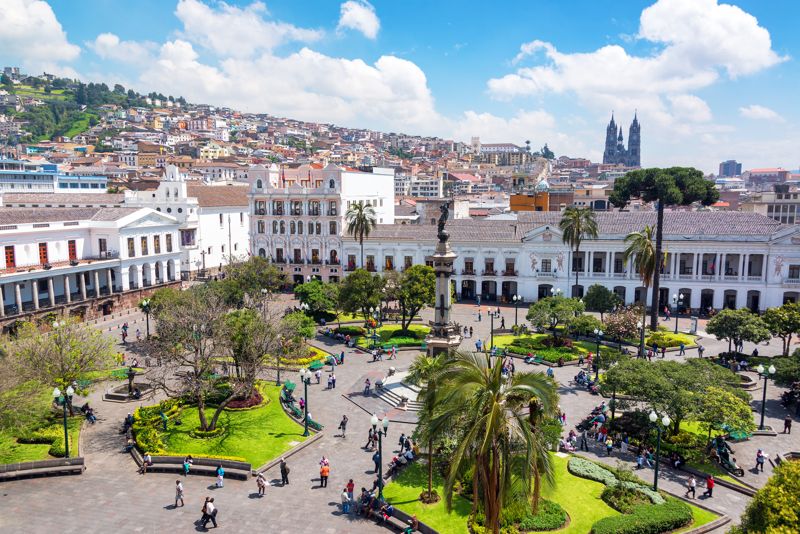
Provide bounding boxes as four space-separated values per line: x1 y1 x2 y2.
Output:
719 160 742 177
602 113 640 167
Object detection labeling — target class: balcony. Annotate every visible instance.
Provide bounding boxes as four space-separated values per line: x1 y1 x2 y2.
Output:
678 273 694 280
611 272 626 278
502 269 518 277
273 209 284 216
784 278 800 287
482 269 497 276
325 259 340 266
461 269 476 276
254 208 266 216
723 274 739 281
366 265 377 272
328 209 338 216
290 258 305 265
310 259 322 265
309 210 321 217
537 271 556 278
273 258 286 264
747 275 762 282
345 264 357 272
290 210 303 216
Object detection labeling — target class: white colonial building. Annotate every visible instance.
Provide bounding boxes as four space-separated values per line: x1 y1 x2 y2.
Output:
249 163 395 285
343 212 800 312
0 206 181 320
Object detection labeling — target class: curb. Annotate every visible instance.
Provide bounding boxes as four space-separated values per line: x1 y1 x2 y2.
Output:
254 431 325 475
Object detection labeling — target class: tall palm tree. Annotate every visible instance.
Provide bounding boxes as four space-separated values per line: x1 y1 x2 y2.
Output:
345 201 377 268
407 353 448 502
623 225 665 354
430 352 558 534
559 207 599 297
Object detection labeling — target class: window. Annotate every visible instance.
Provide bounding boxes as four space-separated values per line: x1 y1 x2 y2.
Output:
385 255 394 270
280 221 285 234
256 179 263 189
290 221 296 234
329 221 337 235
4 245 15 268
208 246 212 255
505 261 515 275
68 240 77 261
311 249 320 263
316 222 321 235
789 265 800 280
276 248 284 262
128 238 136 257
234 243 238 251
405 256 413 270
366 255 375 271
219 213 224 227
257 221 265 234
98 238 107 254
180 229 196 246
240 212 244 225
329 201 337 216
153 235 161 254
293 249 302 263
308 222 314 235
166 234 173 252
141 236 149 255
347 254 356 269
541 259 552 272
329 179 335 189
222 245 226 253
272 221 278 234
38 242 48 264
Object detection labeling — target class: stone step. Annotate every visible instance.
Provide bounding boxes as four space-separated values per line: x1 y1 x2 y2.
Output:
378 387 424 412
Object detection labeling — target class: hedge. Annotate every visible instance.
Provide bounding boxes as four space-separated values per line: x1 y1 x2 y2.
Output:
189 426 227 439
590 500 693 534
568 457 664 505
334 326 365 336
469 499 567 534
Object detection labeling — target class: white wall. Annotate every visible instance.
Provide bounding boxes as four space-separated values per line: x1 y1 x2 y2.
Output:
340 169 395 224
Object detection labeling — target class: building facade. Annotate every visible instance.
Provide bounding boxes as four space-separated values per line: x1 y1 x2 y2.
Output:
602 114 640 167
0 158 108 193
719 160 742 177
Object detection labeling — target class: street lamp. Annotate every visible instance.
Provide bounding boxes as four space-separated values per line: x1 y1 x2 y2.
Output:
593 328 604 381
298 368 311 436
672 293 683 334
512 294 522 327
53 384 75 458
756 364 776 430
649 411 671 491
371 414 390 498
637 320 645 359
140 298 151 338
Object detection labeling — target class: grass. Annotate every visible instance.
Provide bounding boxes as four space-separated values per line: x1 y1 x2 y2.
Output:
492 334 621 363
159 384 306 466
62 112 95 138
382 461 472 534
355 324 430 349
0 415 82 464
676 504 720 533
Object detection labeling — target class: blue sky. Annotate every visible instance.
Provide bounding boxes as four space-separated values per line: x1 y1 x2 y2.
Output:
2 0 798 172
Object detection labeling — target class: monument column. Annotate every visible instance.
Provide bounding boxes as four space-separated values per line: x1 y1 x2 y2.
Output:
425 202 463 356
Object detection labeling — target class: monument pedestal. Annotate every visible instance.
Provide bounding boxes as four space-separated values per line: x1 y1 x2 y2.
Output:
425 234 462 355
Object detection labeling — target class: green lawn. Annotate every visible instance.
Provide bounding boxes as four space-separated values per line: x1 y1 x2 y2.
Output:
62 112 95 138
382 461 472 534
0 415 82 464
355 324 430 349
492 334 620 363
159 384 306 466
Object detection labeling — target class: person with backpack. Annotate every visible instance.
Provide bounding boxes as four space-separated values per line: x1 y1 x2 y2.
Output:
200 497 218 529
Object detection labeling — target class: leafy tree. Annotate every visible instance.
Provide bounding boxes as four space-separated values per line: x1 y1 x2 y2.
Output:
610 168 719 329
694 386 757 440
526 296 585 341
773 349 800 388
583 284 620 321
733 460 800 534
604 305 643 343
283 311 315 340
762 303 800 357
339 268 384 322
706 308 771 353
559 207 598 297
1 73 12 87
396 265 436 331
568 314 603 337
429 352 558 532
294 280 338 317
623 225 658 345
113 83 126 94
217 256 286 307
345 201 377 268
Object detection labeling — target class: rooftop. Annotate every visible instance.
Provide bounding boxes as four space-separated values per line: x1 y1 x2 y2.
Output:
186 184 249 207
0 207 139 225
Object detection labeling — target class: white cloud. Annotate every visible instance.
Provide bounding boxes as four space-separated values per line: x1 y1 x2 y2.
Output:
667 94 712 123
337 1 380 39
0 0 80 66
87 33 156 65
175 0 323 58
739 104 784 122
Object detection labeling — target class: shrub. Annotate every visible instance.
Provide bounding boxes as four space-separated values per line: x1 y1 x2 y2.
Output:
518 500 568 531
226 389 264 410
568 456 618 485
470 499 567 533
601 485 651 514
591 499 692 534
645 331 695 348
735 460 800 534
334 326 365 336
189 426 227 439
570 315 604 337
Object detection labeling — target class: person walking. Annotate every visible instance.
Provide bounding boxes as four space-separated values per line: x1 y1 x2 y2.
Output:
703 475 714 497
331 372 336 389
256 472 267 496
339 415 348 438
469 326 473 338
697 344 705 358
373 451 381 473
346 478 355 501
580 429 589 451
784 415 792 434
340 350 345 365
678 342 686 356
755 449 766 473
320 462 330 488
279 458 290 485
175 480 184 508
201 497 218 529
315 369 322 384
685 476 696 499
605 437 613 456
215 464 225 488
341 487 351 513
500 317 505 329
364 378 371 395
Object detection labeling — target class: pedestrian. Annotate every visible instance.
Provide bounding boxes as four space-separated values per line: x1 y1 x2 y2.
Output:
475 340 482 352
661 346 666 359
215 464 225 487
327 374 333 389
364 378 371 395
341 487 351 513
478 312 481 322
703 475 714 497
175 480 184 507
500 317 505 329
201 497 218 529
398 432 406 451
315 369 322 384
280 457 290 485
183 455 193 476
373 451 381 473
605 437 613 456
366 428 375 449
784 415 792 434
678 342 686 356
469 326 473 338
580 429 589 451
340 350 345 365
339 415 348 438
320 462 330 487
698 344 705 358
256 472 267 496
685 476 696 499
755 449 765 472
136 328 141 342
346 478 355 501
331 372 336 389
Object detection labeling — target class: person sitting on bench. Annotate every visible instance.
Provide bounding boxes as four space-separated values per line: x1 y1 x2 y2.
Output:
378 503 395 524
139 453 153 474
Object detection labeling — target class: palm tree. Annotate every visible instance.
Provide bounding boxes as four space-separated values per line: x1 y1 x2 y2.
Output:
345 201 377 268
430 352 558 533
559 207 598 298
623 225 664 354
407 353 448 502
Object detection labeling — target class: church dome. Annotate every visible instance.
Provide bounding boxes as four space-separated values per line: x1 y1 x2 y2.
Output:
535 179 550 192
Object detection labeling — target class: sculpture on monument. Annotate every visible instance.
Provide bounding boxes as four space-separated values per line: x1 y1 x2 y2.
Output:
426 200 462 355
437 202 450 243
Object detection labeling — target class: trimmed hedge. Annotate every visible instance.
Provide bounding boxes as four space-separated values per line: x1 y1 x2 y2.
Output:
469 499 567 534
334 326 365 336
590 500 693 534
189 426 226 439
568 457 664 505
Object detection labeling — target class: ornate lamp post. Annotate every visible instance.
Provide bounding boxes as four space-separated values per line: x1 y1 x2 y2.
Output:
593 328 604 381
371 414 390 498
637 320 645 358
649 411 671 491
512 294 522 327
298 368 311 436
139 298 151 338
52 384 75 458
756 364 776 430
672 293 683 334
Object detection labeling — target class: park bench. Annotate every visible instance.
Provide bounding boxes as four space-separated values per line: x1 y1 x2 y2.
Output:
130 449 251 480
0 457 85 482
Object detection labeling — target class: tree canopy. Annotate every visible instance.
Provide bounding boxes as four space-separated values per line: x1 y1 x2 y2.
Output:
338 268 384 321
762 303 800 357
396 265 436 331
706 308 771 353
733 460 800 534
216 256 286 307
294 280 339 317
526 296 585 339
583 284 620 320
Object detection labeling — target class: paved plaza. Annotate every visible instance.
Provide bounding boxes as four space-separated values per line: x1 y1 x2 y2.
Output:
1 300 797 533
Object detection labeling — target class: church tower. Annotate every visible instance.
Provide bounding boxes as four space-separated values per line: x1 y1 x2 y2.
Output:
602 114 618 164
627 112 641 167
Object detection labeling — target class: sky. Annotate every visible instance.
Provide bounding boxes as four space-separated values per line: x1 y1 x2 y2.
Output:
1 0 798 173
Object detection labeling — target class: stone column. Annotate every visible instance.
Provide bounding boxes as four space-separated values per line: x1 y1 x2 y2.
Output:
79 272 87 300
47 277 55 307
107 269 114 294
64 275 72 303
0 285 5 317
741 254 747 279
32 280 40 310
172 259 181 282
605 251 611 276
15 283 22 312
93 271 101 297
134 265 143 289
121 267 130 291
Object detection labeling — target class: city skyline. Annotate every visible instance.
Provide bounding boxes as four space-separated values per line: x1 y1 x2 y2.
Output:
1 0 799 172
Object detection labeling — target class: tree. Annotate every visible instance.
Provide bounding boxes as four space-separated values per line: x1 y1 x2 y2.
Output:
283 311 315 340
113 83 126 94
604 305 643 343
217 256 286 307
706 308 771 353
583 284 620 321
345 201 377 268
559 207 598 297
430 352 558 533
294 280 338 317
695 386 757 440
1 73 12 87
733 460 800 534
526 296 585 341
339 268 384 322
762 303 800 357
396 265 436 331
610 168 719 329
623 225 658 340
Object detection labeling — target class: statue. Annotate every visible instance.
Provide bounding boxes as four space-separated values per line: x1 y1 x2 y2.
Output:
437 202 450 243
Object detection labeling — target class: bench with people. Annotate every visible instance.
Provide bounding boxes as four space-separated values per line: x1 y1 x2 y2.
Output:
129 448 251 479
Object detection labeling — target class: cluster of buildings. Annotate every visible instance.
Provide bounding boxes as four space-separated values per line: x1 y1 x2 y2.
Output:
0 70 798 327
